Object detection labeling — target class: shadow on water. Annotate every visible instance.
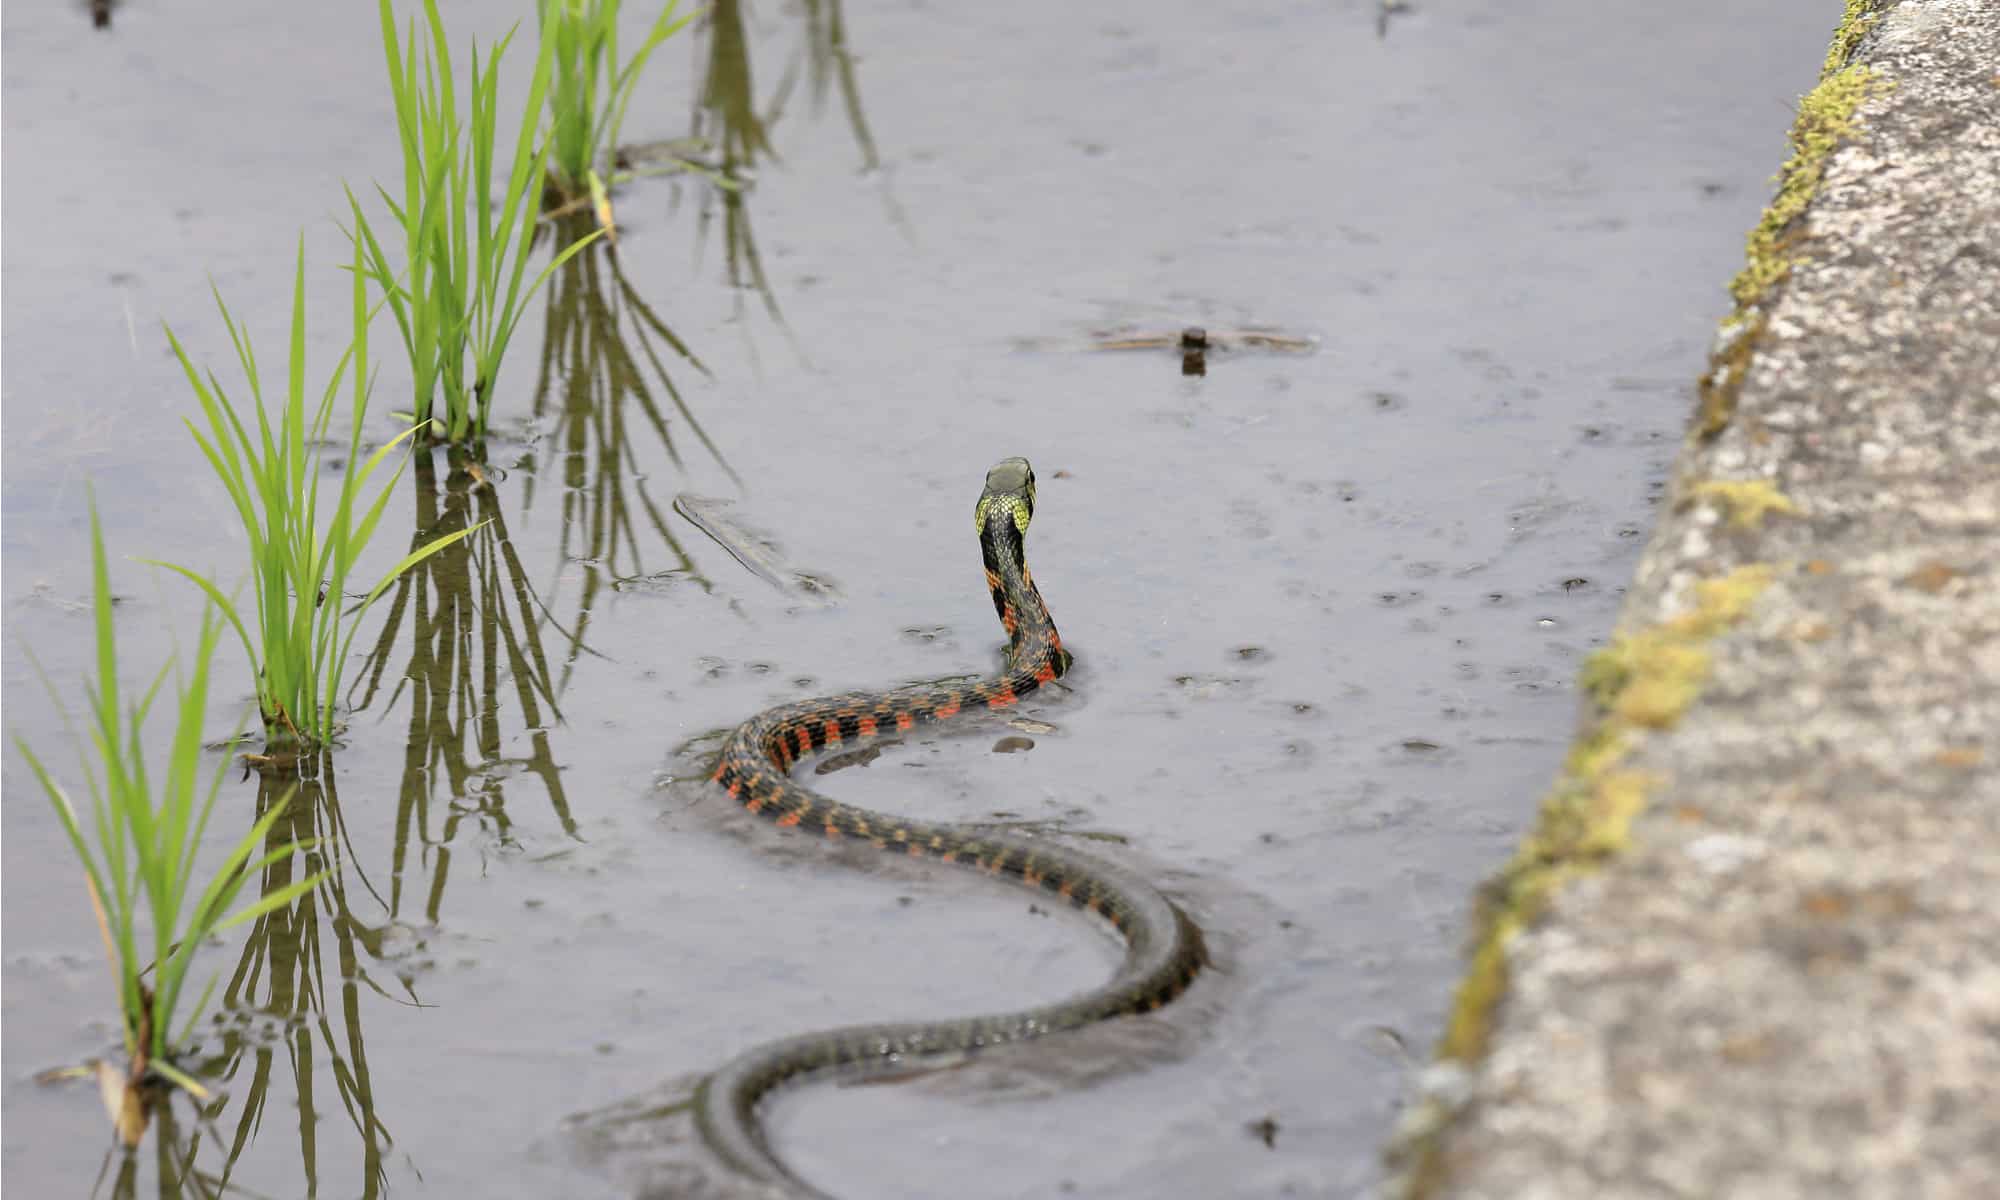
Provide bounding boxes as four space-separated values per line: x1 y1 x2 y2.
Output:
349 448 579 918
518 218 725 685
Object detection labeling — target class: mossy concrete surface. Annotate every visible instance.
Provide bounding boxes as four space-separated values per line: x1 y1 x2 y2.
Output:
1388 0 2000 1196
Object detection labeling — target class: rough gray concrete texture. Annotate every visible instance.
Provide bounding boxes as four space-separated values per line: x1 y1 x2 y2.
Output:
1402 1 2000 1197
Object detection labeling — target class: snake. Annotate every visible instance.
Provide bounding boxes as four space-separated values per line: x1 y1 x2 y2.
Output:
695 457 1207 1198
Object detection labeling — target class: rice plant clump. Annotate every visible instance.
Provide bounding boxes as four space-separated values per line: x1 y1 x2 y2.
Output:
349 0 601 444
158 237 476 753
540 0 694 204
15 503 326 1145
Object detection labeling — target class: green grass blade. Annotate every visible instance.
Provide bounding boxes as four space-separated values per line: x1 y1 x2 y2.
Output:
87 495 119 737
173 970 225 1050
214 867 328 934
14 742 115 946
136 562 261 702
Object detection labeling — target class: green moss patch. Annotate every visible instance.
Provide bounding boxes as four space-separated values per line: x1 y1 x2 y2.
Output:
1726 62 1883 310
1697 0 1890 440
1445 566 1772 1055
1683 479 1802 531
1399 566 1775 1196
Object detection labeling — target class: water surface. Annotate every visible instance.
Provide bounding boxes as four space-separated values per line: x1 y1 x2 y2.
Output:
3 1 1834 1196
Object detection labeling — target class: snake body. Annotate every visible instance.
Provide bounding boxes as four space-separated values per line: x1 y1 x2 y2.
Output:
696 458 1205 1197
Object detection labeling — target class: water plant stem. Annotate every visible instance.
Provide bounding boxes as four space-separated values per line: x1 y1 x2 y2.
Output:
157 236 476 753
15 502 328 1144
350 0 602 444
540 0 694 204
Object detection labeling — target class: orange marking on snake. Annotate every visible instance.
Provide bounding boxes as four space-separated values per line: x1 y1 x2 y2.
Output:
693 465 1211 1200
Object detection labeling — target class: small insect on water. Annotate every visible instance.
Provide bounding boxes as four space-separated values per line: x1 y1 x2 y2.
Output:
1013 325 1319 377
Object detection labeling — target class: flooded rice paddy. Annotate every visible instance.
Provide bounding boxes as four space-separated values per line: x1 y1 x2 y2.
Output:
4 1 1835 1196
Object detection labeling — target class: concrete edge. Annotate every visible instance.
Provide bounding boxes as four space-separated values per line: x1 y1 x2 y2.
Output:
1696 0 1897 438
1379 3 1897 1194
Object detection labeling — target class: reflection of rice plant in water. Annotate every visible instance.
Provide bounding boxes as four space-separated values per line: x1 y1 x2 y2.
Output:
349 447 578 899
100 1101 224 1200
767 0 880 170
14 504 326 1147
521 216 734 688
348 0 600 445
156 239 475 755
187 761 397 1199
687 0 780 321
539 0 694 208
679 0 878 322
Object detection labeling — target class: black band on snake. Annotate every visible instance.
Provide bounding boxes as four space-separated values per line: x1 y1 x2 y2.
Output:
695 457 1206 1198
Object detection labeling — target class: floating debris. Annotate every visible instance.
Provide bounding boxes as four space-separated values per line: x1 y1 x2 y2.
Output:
612 568 704 595
674 495 841 603
1246 1114 1281 1149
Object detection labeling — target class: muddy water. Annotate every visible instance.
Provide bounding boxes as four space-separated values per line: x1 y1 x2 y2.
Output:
4 1 1833 1196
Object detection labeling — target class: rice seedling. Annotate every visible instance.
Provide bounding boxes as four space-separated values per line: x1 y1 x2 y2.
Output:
156 236 477 754
540 0 695 207
14 502 326 1146
348 0 602 445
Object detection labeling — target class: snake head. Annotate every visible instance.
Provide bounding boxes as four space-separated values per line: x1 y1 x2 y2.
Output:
976 457 1036 534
